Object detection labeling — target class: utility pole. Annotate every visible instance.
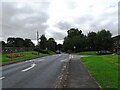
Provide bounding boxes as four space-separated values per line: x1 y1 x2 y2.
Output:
37 31 39 45
37 31 39 55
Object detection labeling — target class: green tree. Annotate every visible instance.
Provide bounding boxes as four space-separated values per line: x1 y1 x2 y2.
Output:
24 39 34 47
95 29 113 50
67 28 84 38
0 41 6 47
63 28 86 52
7 37 16 47
15 38 24 47
39 34 47 50
47 38 57 51
57 44 63 51
87 32 97 50
7 37 34 47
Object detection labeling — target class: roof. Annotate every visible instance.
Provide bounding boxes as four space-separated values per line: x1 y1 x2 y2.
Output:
112 35 120 40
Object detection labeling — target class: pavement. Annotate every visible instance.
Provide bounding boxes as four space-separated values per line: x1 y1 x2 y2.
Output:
67 55 100 89
1 54 70 88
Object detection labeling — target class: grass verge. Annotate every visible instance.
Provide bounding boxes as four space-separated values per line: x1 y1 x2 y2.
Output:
81 55 119 88
79 51 97 55
0 51 47 62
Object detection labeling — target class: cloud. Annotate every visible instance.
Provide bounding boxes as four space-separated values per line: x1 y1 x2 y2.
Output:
64 0 78 9
2 1 50 41
52 32 66 40
1 0 119 44
74 15 93 25
55 21 72 30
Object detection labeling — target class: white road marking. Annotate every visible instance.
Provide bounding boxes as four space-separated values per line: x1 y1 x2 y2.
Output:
25 58 45 62
69 55 72 59
25 60 34 62
38 59 44 62
0 77 5 80
60 59 69 62
72 55 74 58
21 64 36 72
61 59 67 62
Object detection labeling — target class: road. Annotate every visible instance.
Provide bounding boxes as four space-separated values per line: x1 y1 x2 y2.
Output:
1 54 70 88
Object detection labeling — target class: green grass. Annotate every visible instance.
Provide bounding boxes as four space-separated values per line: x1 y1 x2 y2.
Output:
81 55 119 88
0 51 47 62
79 51 97 55
47 50 55 55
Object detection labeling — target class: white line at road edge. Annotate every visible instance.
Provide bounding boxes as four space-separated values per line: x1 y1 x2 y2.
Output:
21 64 36 72
0 77 5 80
25 59 44 62
25 60 34 62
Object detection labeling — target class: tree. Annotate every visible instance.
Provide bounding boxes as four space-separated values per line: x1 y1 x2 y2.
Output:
7 37 16 47
15 38 24 47
63 28 86 52
87 32 97 50
6 37 34 47
39 34 47 50
24 39 34 47
47 38 57 51
57 44 63 51
67 28 84 38
95 29 113 50
0 41 6 47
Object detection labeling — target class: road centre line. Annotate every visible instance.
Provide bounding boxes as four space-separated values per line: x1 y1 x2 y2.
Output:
25 60 34 62
69 55 72 59
60 59 67 62
72 55 74 58
21 63 36 72
60 59 69 62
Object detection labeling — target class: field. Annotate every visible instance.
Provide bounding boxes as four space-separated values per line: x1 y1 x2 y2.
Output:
81 55 119 88
79 51 97 55
0 51 46 62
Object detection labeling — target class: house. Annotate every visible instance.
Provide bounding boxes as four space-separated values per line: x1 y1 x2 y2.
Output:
112 35 120 53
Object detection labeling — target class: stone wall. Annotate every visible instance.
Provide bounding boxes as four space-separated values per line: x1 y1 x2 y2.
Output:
1 47 35 54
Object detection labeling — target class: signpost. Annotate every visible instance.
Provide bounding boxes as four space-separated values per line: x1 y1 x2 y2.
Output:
73 46 76 52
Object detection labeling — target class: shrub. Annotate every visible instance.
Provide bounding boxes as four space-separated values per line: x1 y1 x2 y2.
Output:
34 48 49 54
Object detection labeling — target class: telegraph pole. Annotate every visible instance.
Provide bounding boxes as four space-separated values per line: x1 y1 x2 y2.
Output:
37 31 39 55
37 31 39 45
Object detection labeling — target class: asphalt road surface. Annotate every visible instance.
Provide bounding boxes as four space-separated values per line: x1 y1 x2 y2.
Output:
1 54 70 88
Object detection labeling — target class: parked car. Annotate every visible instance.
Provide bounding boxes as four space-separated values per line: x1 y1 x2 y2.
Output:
116 51 120 55
56 50 61 54
97 50 112 55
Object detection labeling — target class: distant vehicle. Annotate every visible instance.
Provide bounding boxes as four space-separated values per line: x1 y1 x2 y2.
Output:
67 50 72 54
56 50 61 54
97 50 112 55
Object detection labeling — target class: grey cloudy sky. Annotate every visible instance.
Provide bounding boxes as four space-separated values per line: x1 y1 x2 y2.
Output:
0 0 119 44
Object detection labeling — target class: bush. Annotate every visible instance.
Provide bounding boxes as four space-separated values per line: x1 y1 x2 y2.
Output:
34 48 49 54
